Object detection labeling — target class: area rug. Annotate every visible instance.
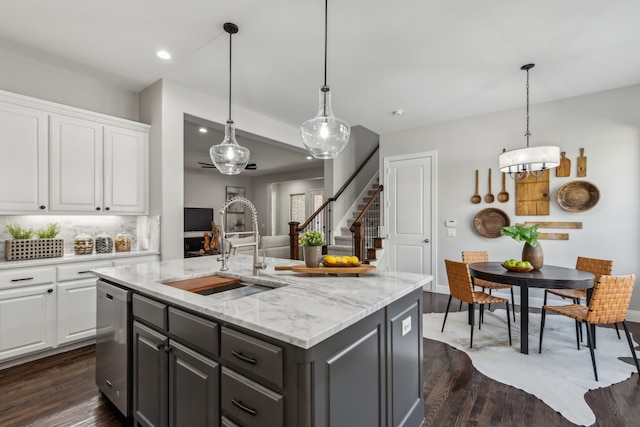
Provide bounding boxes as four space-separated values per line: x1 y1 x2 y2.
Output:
423 309 639 426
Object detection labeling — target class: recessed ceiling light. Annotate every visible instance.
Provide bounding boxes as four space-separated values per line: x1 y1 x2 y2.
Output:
156 50 171 60
392 109 404 116
199 127 208 133
306 156 313 160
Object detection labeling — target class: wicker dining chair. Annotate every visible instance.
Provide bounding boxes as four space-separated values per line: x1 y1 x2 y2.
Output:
544 256 617 341
539 274 638 381
442 259 512 348
462 251 516 321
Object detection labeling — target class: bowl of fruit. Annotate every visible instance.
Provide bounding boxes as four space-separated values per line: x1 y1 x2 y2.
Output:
322 255 361 267
501 259 534 272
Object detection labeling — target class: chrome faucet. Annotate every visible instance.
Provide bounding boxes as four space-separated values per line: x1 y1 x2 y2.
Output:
218 196 267 276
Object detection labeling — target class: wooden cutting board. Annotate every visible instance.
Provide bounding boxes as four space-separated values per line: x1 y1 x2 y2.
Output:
556 151 570 177
577 148 587 177
515 171 550 215
275 264 376 276
164 276 240 292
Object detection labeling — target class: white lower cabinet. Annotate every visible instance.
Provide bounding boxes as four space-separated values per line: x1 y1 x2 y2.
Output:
55 260 113 346
0 284 56 361
56 278 99 345
0 254 158 365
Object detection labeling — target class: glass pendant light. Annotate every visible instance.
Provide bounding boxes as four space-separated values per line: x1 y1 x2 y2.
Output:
499 64 559 179
300 0 350 159
209 22 250 175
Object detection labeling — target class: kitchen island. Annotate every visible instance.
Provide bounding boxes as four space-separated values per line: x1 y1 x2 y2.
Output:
93 255 431 427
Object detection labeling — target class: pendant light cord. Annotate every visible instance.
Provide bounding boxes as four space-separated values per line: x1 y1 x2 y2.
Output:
323 0 328 88
228 30 233 122
525 67 530 148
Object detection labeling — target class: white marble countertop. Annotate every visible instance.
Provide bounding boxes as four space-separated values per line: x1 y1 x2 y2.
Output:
92 255 432 349
0 250 160 270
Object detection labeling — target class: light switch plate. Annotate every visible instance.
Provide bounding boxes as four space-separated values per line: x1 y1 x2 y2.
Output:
402 317 411 336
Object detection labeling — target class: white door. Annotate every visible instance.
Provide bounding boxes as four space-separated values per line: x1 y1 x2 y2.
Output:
385 152 435 280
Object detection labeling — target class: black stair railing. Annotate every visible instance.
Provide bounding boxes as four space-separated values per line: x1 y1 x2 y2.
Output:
289 145 379 260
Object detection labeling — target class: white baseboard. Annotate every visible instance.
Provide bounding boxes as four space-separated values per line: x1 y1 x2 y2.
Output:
430 283 640 324
0 339 95 371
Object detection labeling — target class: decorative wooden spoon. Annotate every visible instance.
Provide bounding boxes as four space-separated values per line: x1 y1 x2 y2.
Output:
498 170 509 202
471 170 481 204
485 168 495 203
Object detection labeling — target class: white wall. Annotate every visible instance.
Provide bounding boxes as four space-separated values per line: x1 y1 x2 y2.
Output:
139 79 304 260
380 84 640 311
270 178 325 236
0 47 139 121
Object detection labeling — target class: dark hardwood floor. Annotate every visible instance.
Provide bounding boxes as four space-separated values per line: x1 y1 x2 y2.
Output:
0 291 639 426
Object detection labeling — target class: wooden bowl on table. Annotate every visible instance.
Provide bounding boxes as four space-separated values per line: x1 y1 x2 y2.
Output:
501 263 534 273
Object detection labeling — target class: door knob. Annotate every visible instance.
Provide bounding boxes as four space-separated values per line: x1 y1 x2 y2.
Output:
424 238 430 243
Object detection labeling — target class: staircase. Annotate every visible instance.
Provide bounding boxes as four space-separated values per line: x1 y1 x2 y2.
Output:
327 178 383 264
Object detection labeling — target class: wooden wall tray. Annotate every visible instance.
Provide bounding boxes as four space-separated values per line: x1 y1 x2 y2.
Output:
473 208 510 238
556 180 600 212
501 263 534 273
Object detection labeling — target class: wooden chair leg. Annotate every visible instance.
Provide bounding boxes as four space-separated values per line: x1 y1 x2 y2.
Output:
538 308 546 353
622 321 640 374
441 295 453 332
585 321 599 381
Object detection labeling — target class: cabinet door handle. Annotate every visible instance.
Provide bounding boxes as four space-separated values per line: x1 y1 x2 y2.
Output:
39 205 46 210
11 277 34 282
78 271 91 274
231 350 257 365
231 399 257 416
47 289 53 293
105 207 110 211
96 207 101 211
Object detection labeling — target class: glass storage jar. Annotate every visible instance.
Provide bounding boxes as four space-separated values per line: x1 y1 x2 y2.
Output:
95 231 113 254
115 232 132 252
74 233 94 255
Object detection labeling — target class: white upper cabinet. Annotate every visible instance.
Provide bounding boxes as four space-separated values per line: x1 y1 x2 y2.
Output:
0 90 149 215
50 114 104 213
104 125 148 214
0 102 49 213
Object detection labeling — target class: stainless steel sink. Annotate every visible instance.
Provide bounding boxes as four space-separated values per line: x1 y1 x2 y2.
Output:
197 279 283 301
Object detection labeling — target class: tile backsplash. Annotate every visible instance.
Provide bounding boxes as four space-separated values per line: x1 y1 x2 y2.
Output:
0 215 160 258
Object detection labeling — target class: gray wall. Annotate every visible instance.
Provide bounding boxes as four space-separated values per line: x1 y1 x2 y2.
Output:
380 84 640 315
0 47 139 121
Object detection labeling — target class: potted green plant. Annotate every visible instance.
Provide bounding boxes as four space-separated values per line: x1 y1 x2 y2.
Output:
299 230 325 268
500 224 543 269
4 222 63 261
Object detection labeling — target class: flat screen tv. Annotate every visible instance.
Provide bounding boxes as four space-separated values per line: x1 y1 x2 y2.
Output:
184 207 214 232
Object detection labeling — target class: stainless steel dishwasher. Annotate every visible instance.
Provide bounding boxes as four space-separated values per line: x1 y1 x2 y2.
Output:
96 279 132 416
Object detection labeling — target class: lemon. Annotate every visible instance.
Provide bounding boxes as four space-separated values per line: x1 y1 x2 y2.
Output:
324 255 337 265
340 256 350 264
350 256 359 265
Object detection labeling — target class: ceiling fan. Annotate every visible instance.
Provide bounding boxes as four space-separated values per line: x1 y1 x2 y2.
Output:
198 161 257 170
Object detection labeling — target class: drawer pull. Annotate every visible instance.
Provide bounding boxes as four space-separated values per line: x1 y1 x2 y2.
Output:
78 271 91 274
231 350 257 365
231 399 257 416
11 277 34 282
106 380 113 388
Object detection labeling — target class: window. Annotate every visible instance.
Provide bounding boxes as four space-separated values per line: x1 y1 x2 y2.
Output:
290 193 305 224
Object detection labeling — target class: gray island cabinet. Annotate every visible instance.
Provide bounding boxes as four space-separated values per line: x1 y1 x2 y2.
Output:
92 255 431 427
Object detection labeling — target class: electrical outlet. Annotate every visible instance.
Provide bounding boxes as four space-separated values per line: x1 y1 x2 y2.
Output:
447 228 456 237
402 317 411 336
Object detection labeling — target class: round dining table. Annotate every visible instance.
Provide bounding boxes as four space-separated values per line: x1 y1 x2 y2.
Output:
468 262 595 354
